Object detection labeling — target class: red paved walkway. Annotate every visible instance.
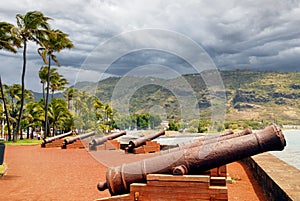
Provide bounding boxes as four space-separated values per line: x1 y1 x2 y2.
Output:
0 145 266 201
1 145 109 201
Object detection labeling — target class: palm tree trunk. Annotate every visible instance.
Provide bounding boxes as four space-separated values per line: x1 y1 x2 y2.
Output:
26 126 30 139
42 82 45 102
44 54 51 138
15 39 27 141
0 77 11 141
52 122 55 136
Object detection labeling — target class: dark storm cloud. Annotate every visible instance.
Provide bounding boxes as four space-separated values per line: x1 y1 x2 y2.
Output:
107 50 193 76
0 0 300 91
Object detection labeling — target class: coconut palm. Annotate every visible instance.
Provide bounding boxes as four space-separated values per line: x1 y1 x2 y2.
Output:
0 21 21 53
38 66 49 101
23 100 44 139
48 98 71 136
0 77 12 140
39 66 61 101
63 88 77 110
7 84 22 133
50 73 69 98
6 84 34 140
38 29 73 137
12 11 51 141
0 22 21 141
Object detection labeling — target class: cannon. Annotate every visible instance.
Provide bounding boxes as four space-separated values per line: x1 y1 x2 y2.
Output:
127 130 165 153
89 131 126 151
41 131 73 147
62 131 95 148
98 125 286 195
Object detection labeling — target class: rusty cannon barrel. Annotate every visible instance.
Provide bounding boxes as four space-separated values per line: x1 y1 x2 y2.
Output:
62 131 95 148
89 131 126 151
127 130 165 153
160 128 252 155
43 131 73 144
98 125 286 195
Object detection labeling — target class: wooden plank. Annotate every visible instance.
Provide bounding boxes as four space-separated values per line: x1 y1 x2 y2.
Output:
95 194 132 201
144 141 160 153
209 186 228 194
130 184 212 195
64 140 85 149
147 180 209 188
147 174 210 183
105 140 120 150
133 146 145 154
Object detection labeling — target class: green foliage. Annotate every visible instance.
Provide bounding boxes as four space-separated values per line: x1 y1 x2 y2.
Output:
198 120 210 133
4 139 42 145
0 22 21 53
48 98 72 133
224 120 271 130
168 120 180 131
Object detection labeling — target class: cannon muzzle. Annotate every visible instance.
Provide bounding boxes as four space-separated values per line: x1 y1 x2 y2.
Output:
43 131 73 144
62 131 95 147
127 130 165 153
89 131 126 151
98 125 286 196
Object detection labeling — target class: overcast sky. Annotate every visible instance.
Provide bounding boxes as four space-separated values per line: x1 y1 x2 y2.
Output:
1 0 300 92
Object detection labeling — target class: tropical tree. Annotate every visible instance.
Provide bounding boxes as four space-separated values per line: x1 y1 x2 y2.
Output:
7 84 22 140
23 100 44 139
49 73 69 98
12 11 51 141
38 66 50 100
0 21 21 140
48 98 72 136
0 21 21 53
64 87 77 110
39 66 67 100
0 77 12 140
3 84 33 140
38 29 74 137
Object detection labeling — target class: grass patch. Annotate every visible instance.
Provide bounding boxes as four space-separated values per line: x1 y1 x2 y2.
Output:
0 163 8 176
4 139 43 146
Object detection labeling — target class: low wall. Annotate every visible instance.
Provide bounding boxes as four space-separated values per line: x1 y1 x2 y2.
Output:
242 153 300 201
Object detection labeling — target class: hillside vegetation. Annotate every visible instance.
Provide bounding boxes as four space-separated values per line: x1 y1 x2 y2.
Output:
74 70 300 125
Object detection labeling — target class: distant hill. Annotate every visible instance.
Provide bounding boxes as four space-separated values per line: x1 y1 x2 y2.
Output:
31 91 63 101
65 70 300 125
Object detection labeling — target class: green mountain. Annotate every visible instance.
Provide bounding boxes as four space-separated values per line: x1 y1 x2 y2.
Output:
74 70 300 125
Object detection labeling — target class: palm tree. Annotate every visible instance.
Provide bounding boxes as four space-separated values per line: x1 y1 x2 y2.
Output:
49 72 69 98
39 66 60 101
0 21 21 141
38 29 74 137
0 77 12 140
12 11 51 141
38 66 49 100
0 21 21 53
7 84 22 140
48 98 71 136
6 84 33 140
63 88 77 110
23 101 44 139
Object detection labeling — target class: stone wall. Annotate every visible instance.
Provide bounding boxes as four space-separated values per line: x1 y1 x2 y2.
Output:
242 153 300 201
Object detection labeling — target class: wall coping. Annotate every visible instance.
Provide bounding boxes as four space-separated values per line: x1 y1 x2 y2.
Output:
248 153 300 200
